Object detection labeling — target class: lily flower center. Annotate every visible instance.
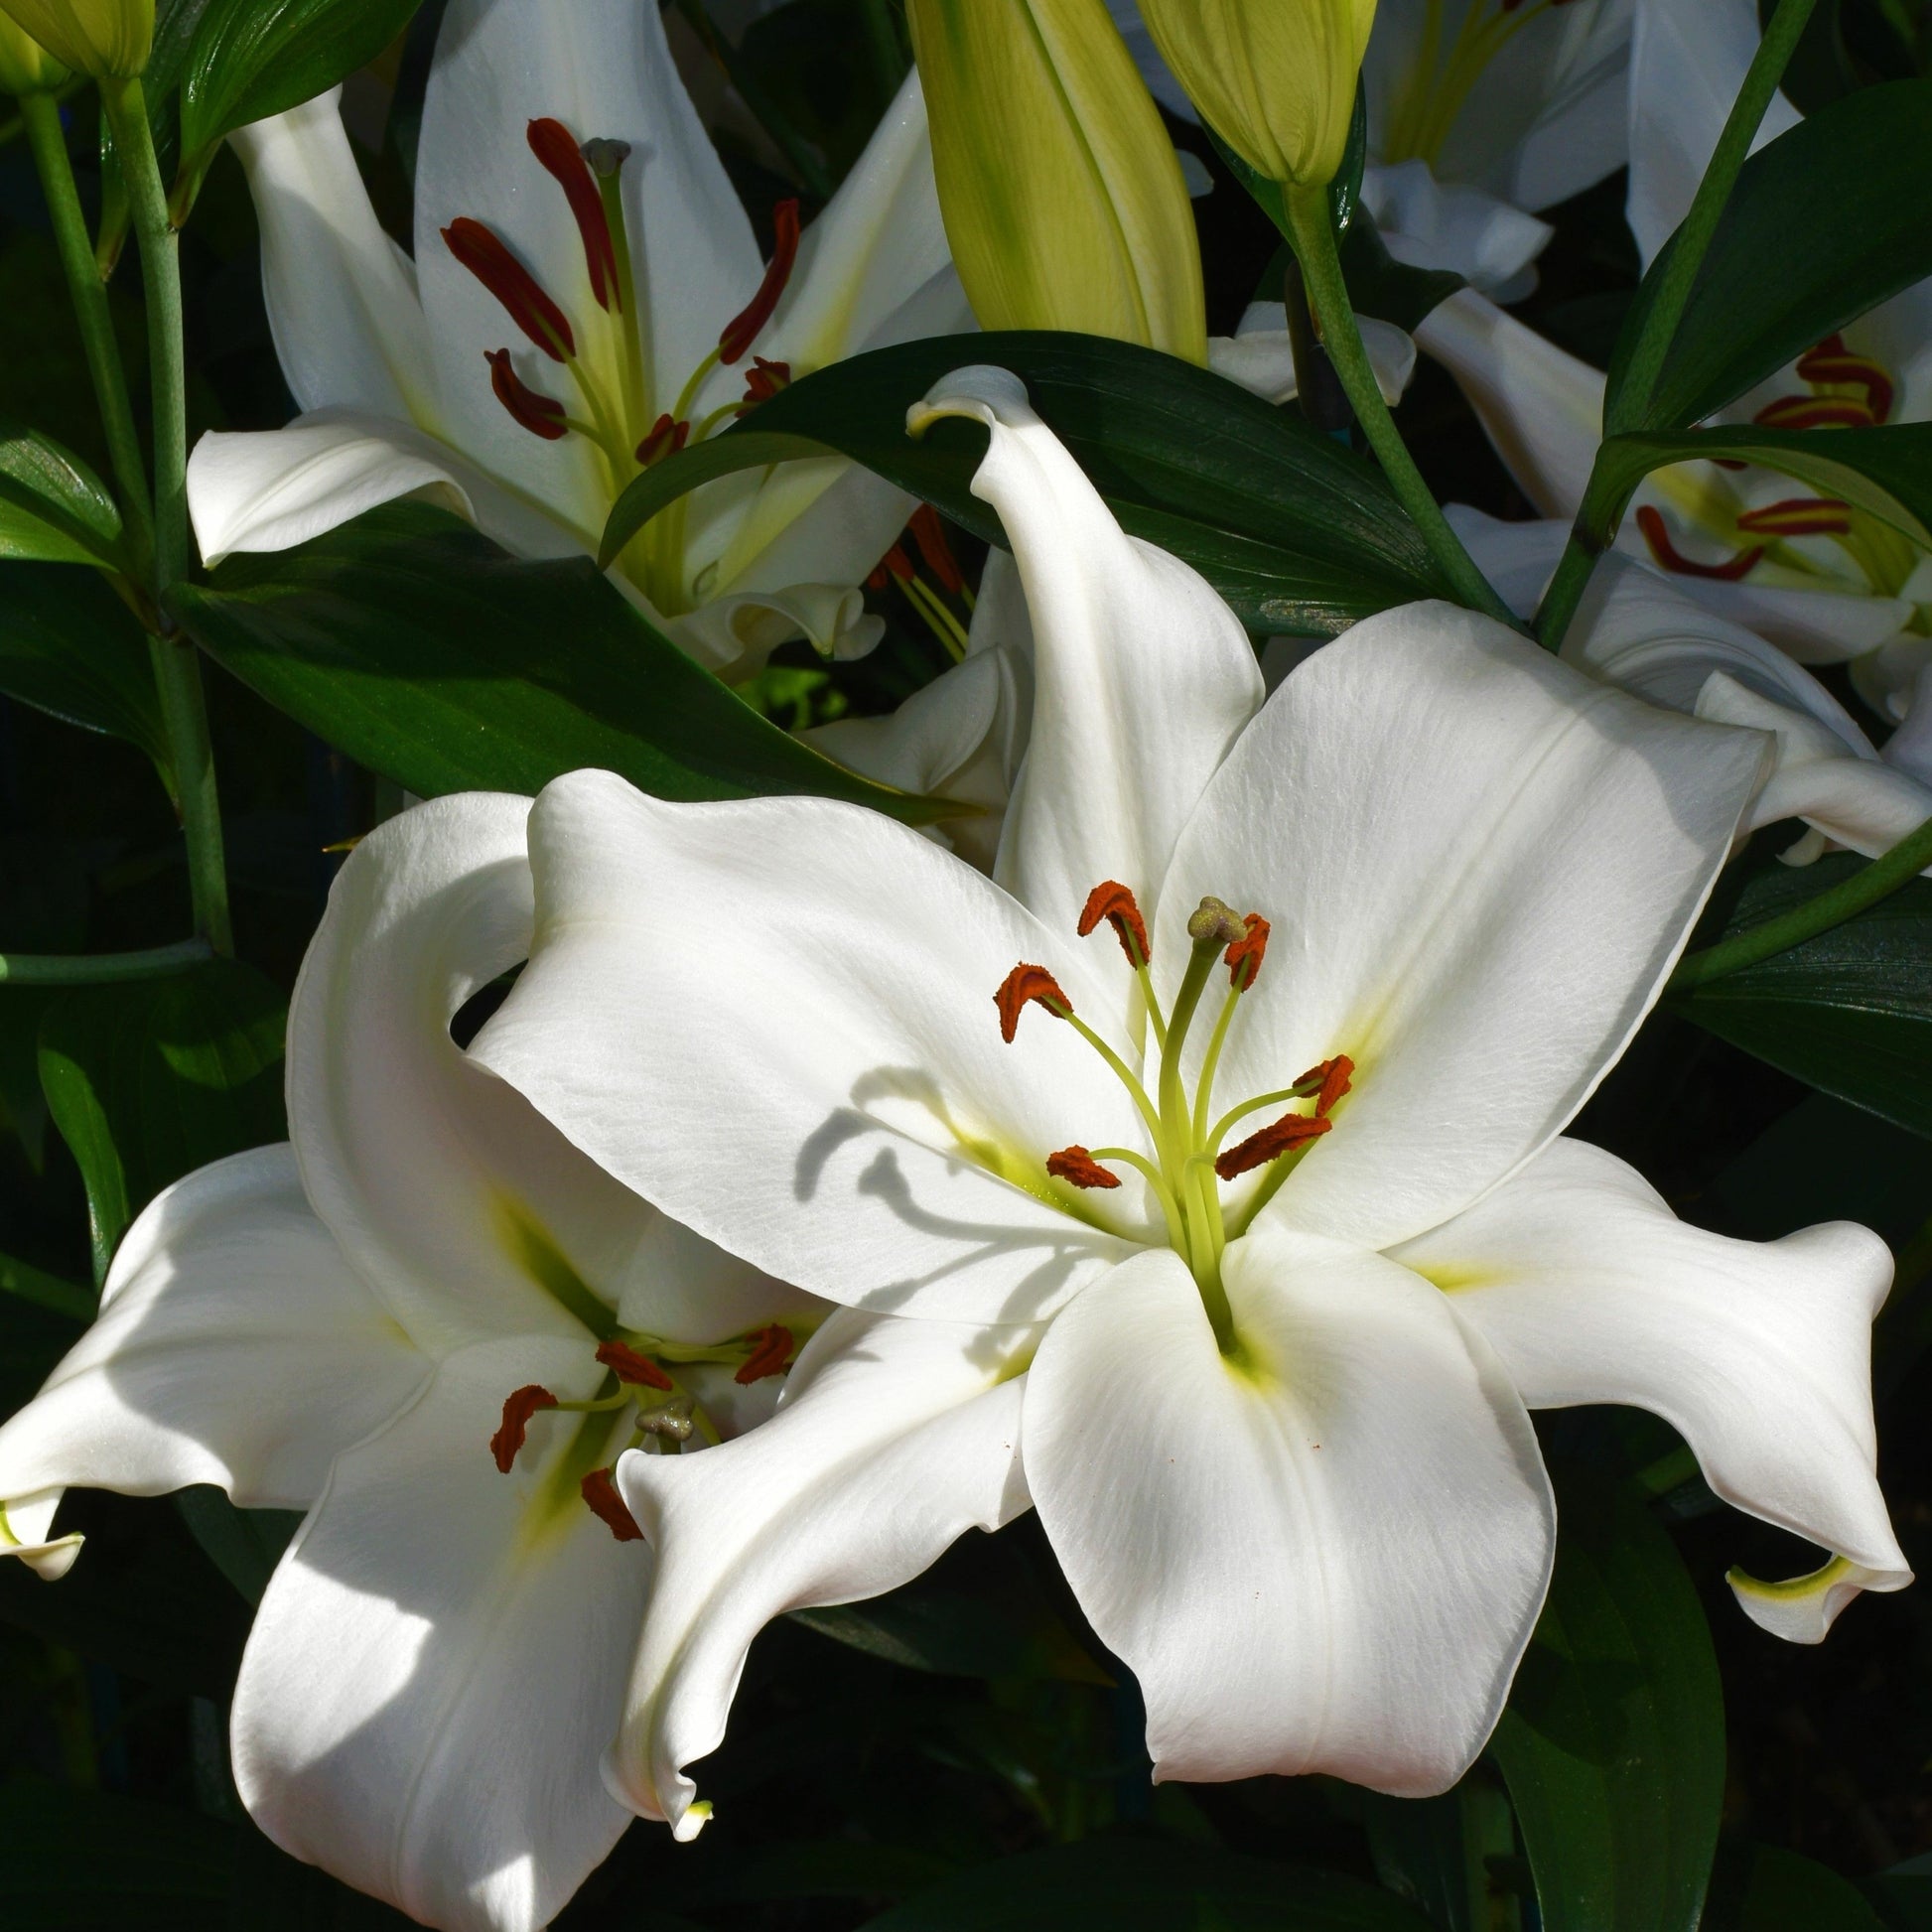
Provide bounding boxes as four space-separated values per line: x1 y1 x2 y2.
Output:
1641 334 1928 625
486 1320 796 1540
441 119 802 615
997 882 1355 1350
1381 0 1585 172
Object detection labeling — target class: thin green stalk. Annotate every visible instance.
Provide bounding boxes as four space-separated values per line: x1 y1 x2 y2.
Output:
0 938 211 985
101 75 232 958
19 89 153 578
1669 814 1932 991
1531 533 1599 653
1285 184 1523 631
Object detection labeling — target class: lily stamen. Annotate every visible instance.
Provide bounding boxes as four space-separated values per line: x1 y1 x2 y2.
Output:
595 1338 674 1389
489 1384 558 1471
734 1324 795 1385
442 218 575 360
580 1467 645 1541
527 117 620 311
719 199 801 363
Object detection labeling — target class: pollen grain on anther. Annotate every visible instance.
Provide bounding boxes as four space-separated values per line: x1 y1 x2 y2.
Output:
595 1339 673 1389
1077 882 1150 967
1214 1112 1330 1182
1046 1146 1121 1190
581 1467 646 1541
995 963 1071 1043
1224 912 1270 989
735 1324 795 1385
489 1384 559 1472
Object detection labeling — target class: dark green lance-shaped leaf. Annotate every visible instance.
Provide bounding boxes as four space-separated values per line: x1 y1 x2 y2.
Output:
1703 1844 1887 1929
1606 80 1932 434
0 424 125 568
1488 1466 1725 1932
601 335 1450 639
38 958 287 1284
1669 854 1932 1140
180 0 425 173
172 504 953 824
1582 424 1932 552
1865 1856 1932 1930
175 1486 302 1605
0 564 168 769
1361 1777 1520 1932
861 1839 1434 1931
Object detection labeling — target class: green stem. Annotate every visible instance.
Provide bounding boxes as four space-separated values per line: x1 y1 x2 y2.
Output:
1669 814 1932 991
0 938 212 985
19 89 153 579
1285 185 1523 631
102 75 233 958
1610 0 1819 433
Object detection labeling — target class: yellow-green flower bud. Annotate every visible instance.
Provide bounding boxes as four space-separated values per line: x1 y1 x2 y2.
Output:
907 0 1206 363
0 0 149 79
1137 0 1377 189
0 13 68 93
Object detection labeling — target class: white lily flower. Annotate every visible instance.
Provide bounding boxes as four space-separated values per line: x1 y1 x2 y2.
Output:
184 0 971 680
1108 0 1631 296
1207 301 1418 406
0 795 819 1932
472 366 1906 1839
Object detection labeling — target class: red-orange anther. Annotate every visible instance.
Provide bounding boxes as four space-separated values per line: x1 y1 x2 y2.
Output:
1734 496 1853 538
581 1466 645 1541
1077 882 1151 968
443 218 575 360
1289 1051 1357 1117
1046 1146 1121 1189
908 504 964 594
1752 395 1874 431
719 199 801 362
1224 913 1270 989
995 963 1071 1042
738 355 791 411
1635 506 1763 583
595 1339 673 1389
484 348 568 440
526 118 619 311
635 413 691 466
1214 1112 1330 1181
489 1384 558 1472
735 1323 795 1385
1795 335 1894 423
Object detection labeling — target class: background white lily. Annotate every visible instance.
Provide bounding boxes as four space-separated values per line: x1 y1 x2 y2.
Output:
0 795 818 1932
184 0 971 679
472 366 1907 1841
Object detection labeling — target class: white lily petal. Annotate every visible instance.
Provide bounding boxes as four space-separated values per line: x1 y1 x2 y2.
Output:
1626 0 1801 271
1208 303 1416 406
414 0 759 529
907 365 1263 936
1499 0 1635 212
297 792 793 1351
1414 290 1603 517
1026 1237 1552 1794
703 458 914 620
232 1336 644 1932
1158 603 1765 1253
1360 160 1552 294
475 772 1147 1325
1640 575 1914 666
187 410 592 565
1730 1556 1900 1644
609 1310 1032 1838
0 1490 83 1580
1396 1137 1909 1628
230 89 438 422
0 1147 427 1515
1879 653 1932 781
664 577 882 683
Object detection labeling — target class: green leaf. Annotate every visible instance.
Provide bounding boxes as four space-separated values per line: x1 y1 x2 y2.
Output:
1703 1844 1886 1929
0 564 168 768
172 503 954 824
1669 855 1932 1139
1584 423 1932 552
1488 1466 1725 1932
0 1249 93 1321
0 424 125 568
1606 80 1932 434
1360 1778 1520 1932
179 0 425 174
175 1486 302 1605
38 958 287 1283
859 1839 1435 1931
601 334 1450 638
0 1782 234 1930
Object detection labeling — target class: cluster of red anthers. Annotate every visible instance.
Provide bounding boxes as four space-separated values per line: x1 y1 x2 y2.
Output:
446 115 801 453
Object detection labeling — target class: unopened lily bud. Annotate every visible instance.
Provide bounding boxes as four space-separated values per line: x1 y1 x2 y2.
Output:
0 0 151 79
1137 0 1376 189
0 14 66 93
906 0 1205 362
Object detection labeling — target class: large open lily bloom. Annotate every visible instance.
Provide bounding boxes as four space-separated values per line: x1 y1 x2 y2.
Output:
185 0 968 678
473 366 1908 1838
0 796 818 1932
